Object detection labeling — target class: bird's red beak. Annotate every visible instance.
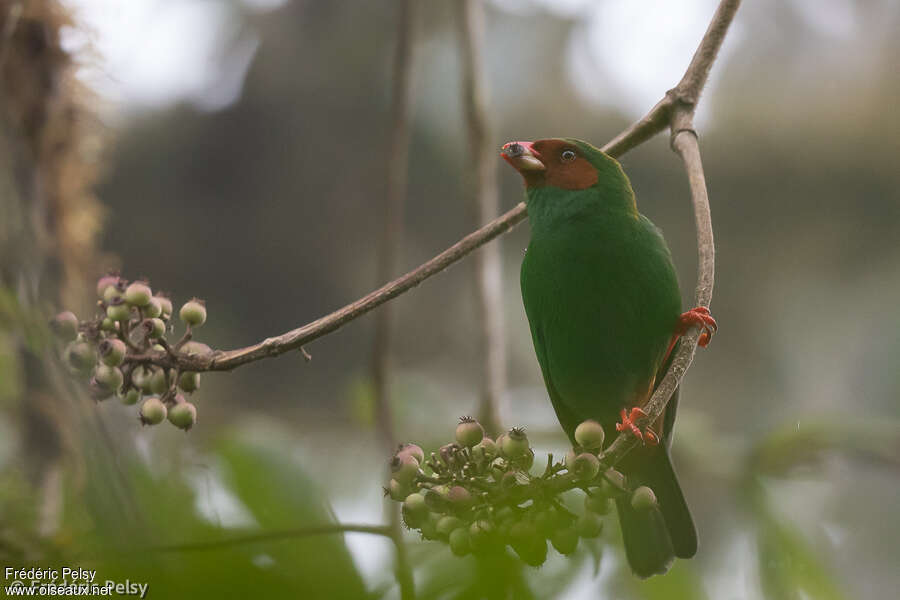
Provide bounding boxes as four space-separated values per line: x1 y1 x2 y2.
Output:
500 141 545 172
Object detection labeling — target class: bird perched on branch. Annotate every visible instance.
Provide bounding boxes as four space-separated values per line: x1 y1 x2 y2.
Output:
502 138 716 577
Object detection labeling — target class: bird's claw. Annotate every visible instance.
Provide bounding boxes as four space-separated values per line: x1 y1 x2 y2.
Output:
615 407 660 446
678 306 717 348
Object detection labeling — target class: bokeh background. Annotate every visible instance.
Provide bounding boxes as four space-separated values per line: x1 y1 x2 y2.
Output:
1 0 899 598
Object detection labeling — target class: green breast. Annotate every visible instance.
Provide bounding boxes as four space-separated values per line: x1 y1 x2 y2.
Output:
520 186 681 437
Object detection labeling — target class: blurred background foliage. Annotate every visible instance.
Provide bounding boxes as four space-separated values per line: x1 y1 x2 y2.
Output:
1 0 899 598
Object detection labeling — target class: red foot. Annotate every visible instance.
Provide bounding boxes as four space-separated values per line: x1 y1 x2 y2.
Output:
664 306 718 363
615 407 659 446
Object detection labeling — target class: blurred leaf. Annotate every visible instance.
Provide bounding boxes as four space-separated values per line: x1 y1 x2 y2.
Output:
632 559 709 600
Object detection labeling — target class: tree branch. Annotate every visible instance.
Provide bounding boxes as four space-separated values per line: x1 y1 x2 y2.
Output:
455 0 506 435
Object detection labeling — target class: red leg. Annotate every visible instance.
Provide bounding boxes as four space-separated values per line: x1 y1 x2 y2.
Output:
663 306 718 363
615 407 660 446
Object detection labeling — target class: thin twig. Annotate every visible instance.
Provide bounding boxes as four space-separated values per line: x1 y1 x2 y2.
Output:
455 0 505 436
146 523 392 554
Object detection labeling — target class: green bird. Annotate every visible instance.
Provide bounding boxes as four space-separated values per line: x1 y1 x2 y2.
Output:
502 138 716 577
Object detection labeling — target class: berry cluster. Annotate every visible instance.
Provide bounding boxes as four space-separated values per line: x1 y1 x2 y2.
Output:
387 417 659 565
51 272 210 430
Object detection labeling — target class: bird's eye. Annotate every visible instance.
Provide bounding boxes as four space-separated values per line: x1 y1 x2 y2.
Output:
561 149 576 163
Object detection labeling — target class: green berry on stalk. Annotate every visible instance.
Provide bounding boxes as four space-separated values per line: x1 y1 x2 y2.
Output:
65 341 96 374
179 371 200 393
51 311 79 342
424 486 450 512
576 512 603 539
585 493 610 515
121 388 140 406
518 448 535 471
390 453 419 486
387 479 408 502
179 299 207 327
468 520 494 551
143 318 165 338
455 415 484 448
132 366 153 393
501 427 529 458
94 364 124 392
168 400 197 431
125 281 152 307
396 443 424 464
419 514 439 540
471 437 497 461
534 509 560 537
140 397 167 425
567 452 600 481
449 528 471 556
574 419 605 450
550 527 579 555
149 369 170 395
96 273 121 298
630 486 658 511
106 299 131 322
402 493 428 528
102 280 126 303
98 338 126 366
155 295 173 319
100 317 116 332
143 297 162 318
599 469 627 497
510 521 547 566
436 516 462 538
447 486 472 508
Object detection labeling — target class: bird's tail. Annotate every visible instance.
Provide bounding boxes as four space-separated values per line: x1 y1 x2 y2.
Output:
615 446 697 578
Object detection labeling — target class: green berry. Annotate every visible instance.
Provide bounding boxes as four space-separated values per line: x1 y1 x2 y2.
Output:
140 397 167 425
574 419 606 450
143 318 165 338
436 516 462 538
178 371 200 393
501 427 529 458
567 452 600 481
96 274 121 298
534 509 560 537
100 317 116 332
448 528 471 556
143 297 162 318
65 341 96 374
585 493 610 515
106 299 131 322
518 448 535 471
390 453 419 486
447 486 472 508
396 443 424 464
468 520 494 552
402 493 428 528
132 366 153 393
599 469 627 497
149 369 170 394
387 479 408 501
101 278 126 302
550 527 579 555
168 400 197 431
455 416 484 448
51 311 79 342
509 521 547 566
98 338 126 366
419 514 439 540
630 486 658 511
471 437 497 461
424 486 450 512
576 512 603 539
120 388 141 406
179 299 207 327
125 281 152 307
94 364 124 392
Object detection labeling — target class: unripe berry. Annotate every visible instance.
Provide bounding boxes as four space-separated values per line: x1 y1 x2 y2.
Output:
168 400 197 431
100 317 116 332
534 509 560 538
88 379 114 401
584 493 610 515
599 469 627 497
567 452 600 481
435 515 462 538
140 397 167 425
179 299 207 327
149 369 170 395
574 419 606 451
509 521 547 566
518 448 535 471
179 371 201 393
501 427 529 458
468 520 494 551
51 311 79 342
98 338 126 366
96 273 121 298
121 388 141 406
630 486 658 511
455 416 484 448
447 486 473 509
396 443 424 464
132 366 154 393
94 364 124 392
448 528 471 556
550 527 579 555
102 280 126 303
125 281 152 307
387 479 408 502
143 318 165 339
155 295 173 319
143 297 162 318
402 493 428 528
576 512 603 539
419 514 439 540
106 299 131 322
390 453 419 486
65 341 96 374
471 437 497 461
